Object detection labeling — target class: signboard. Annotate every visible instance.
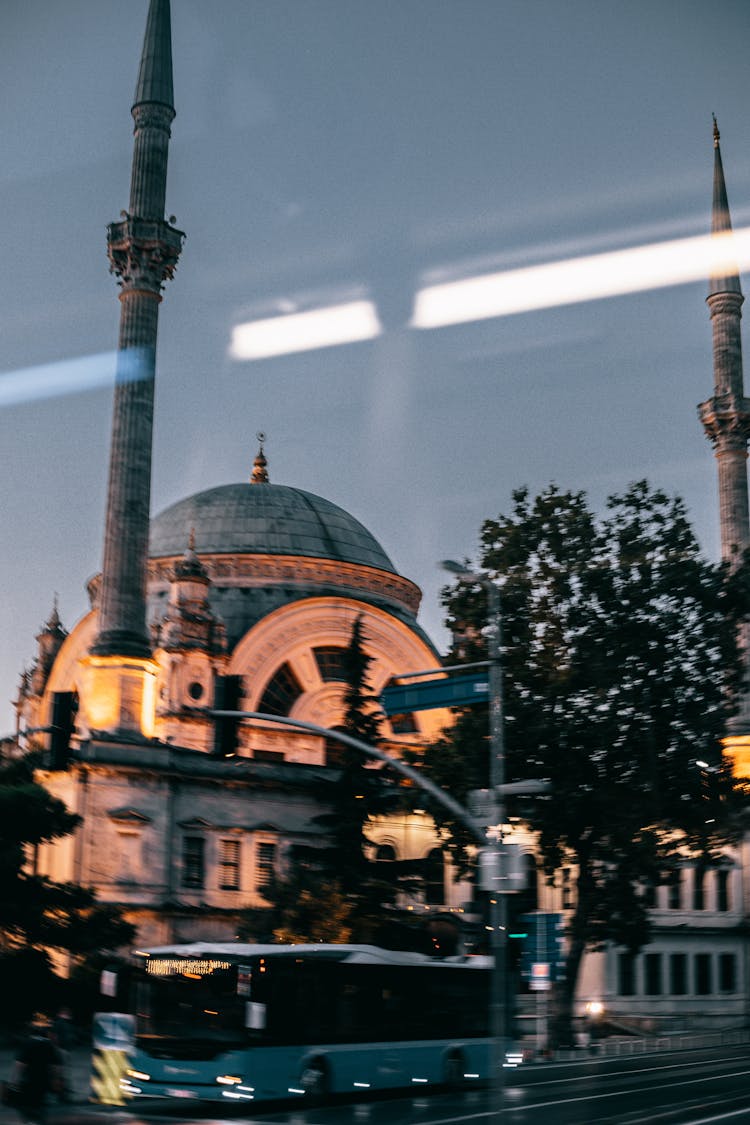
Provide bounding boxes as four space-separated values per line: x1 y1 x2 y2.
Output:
520 912 566 983
92 1012 135 1052
529 962 551 991
381 672 489 716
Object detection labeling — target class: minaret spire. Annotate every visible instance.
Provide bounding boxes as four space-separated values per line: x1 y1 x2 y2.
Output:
87 0 184 735
709 115 743 297
698 120 750 742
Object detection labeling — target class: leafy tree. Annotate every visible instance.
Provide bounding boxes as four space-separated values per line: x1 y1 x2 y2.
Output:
0 751 136 1028
315 614 390 893
420 481 748 1042
243 616 424 945
238 868 355 944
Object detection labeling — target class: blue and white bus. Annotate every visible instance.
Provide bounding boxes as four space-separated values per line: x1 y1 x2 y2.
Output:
119 942 503 1105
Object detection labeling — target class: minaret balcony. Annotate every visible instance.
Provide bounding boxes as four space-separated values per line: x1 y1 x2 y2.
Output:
107 216 185 292
699 395 750 449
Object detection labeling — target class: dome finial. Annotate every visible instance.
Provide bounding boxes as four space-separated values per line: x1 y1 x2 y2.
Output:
251 431 269 484
713 113 720 149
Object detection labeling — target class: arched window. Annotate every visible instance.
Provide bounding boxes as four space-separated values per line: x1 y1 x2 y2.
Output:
313 646 348 682
258 662 302 717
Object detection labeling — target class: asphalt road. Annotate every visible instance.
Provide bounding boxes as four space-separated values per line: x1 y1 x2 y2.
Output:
4 1043 748 1125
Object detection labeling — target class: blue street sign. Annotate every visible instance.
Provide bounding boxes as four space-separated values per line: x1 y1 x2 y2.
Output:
380 672 489 715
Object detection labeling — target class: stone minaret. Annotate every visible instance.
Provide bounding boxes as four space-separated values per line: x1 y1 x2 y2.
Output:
84 0 184 736
698 118 750 757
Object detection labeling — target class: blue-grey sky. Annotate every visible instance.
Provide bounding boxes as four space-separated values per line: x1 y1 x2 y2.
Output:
2 0 749 734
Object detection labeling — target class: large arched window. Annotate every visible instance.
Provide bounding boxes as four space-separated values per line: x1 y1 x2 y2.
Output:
258 662 303 717
313 646 348 682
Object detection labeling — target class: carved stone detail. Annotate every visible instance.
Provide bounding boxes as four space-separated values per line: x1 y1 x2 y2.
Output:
107 217 185 293
707 292 745 318
699 396 750 451
132 103 174 135
146 553 421 614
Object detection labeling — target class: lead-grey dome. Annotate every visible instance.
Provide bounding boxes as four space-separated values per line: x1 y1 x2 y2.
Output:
150 483 396 573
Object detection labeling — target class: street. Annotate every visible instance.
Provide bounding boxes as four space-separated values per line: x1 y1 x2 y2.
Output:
4 1043 749 1125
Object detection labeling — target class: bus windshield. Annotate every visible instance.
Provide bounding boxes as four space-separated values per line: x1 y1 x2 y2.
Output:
134 956 249 1055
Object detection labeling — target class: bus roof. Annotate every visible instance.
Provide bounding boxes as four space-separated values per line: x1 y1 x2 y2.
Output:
132 942 490 969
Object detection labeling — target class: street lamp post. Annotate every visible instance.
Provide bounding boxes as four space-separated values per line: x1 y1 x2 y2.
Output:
442 560 506 1122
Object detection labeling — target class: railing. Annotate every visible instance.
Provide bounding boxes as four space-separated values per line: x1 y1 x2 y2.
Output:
551 1026 750 1062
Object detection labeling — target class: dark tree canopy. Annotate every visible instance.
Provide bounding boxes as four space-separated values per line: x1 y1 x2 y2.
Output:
421 482 748 1039
0 752 136 1027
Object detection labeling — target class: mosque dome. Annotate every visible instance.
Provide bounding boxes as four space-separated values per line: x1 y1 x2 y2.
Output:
149 482 396 574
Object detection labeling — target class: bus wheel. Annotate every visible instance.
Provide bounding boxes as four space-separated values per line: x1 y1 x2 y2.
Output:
301 1059 329 1102
443 1049 466 1089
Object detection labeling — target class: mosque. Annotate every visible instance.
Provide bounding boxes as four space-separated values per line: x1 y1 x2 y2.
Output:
14 0 467 952
11 0 750 1030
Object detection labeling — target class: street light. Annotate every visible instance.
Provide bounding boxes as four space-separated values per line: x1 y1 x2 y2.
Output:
441 559 507 1121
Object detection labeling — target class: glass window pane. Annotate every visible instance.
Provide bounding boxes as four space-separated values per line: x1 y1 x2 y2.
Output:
695 953 711 995
256 841 276 889
219 838 241 890
182 836 204 889
670 953 687 995
644 953 661 995
618 952 636 996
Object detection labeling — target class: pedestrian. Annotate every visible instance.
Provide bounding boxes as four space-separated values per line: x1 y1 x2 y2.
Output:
8 1015 62 1124
50 1009 75 1103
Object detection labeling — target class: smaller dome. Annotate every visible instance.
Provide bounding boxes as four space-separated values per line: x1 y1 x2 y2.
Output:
150 483 397 574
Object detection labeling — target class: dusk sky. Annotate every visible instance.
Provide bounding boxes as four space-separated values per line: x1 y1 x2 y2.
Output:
2 0 749 734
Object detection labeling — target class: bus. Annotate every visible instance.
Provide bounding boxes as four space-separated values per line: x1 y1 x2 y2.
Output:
117 941 510 1105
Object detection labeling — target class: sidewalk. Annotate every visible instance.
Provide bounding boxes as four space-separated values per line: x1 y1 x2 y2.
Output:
0 1045 95 1123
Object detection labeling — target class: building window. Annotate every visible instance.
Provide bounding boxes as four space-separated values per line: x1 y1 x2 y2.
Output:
325 726 348 767
695 953 711 995
693 869 705 911
182 836 204 889
719 953 736 993
219 839 241 890
390 712 419 734
717 869 730 912
258 662 303 717
644 953 662 995
642 881 657 909
256 842 276 890
618 952 636 996
313 646 347 682
422 848 445 905
253 748 284 762
667 873 681 910
562 867 574 910
670 953 687 995
116 832 139 883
